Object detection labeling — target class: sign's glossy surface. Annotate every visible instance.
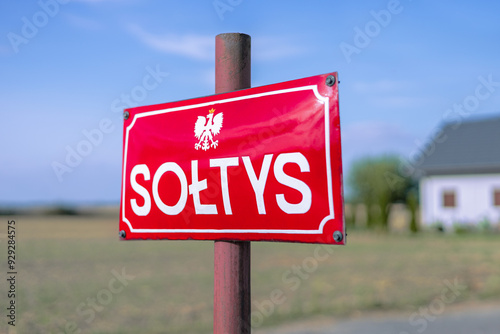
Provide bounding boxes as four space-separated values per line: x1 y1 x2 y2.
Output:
120 72 344 244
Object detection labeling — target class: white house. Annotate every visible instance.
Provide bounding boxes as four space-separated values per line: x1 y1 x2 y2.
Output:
419 115 500 228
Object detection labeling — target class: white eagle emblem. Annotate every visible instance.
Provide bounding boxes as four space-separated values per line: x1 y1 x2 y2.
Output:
194 108 223 150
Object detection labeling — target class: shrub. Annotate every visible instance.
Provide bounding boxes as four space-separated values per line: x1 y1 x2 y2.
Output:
452 222 474 235
430 221 445 233
477 218 491 233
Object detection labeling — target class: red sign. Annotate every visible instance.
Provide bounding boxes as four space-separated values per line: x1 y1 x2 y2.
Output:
120 72 345 244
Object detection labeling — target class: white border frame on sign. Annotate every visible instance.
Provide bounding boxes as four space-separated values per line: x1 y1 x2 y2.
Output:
122 85 335 235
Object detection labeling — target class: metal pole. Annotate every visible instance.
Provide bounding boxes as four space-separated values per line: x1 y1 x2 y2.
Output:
214 33 251 334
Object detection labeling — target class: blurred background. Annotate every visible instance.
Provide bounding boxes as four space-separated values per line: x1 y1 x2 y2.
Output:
1 1 500 333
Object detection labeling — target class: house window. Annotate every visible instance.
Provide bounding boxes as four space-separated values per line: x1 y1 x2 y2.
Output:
494 189 500 207
442 191 456 208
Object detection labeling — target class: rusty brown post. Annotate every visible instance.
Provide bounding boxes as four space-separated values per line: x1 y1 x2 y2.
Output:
214 32 251 334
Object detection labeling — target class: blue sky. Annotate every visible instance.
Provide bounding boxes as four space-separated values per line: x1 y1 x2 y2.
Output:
1 0 500 205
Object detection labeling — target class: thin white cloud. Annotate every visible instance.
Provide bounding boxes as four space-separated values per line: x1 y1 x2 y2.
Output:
63 13 103 31
351 80 433 109
342 121 415 161
352 80 412 94
372 96 428 109
0 45 11 56
201 68 215 89
343 121 412 143
73 0 123 3
253 36 305 61
127 25 304 62
128 24 214 60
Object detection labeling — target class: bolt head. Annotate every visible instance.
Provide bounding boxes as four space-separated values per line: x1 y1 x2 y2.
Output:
333 231 343 242
123 111 130 120
119 230 126 238
326 75 336 87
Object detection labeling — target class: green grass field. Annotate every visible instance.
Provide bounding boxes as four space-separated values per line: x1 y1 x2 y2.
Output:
4 215 500 333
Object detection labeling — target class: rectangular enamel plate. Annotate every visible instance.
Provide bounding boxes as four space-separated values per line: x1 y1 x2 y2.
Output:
120 72 345 244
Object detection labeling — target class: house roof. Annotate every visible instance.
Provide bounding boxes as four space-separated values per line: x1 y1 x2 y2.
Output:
419 115 500 176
